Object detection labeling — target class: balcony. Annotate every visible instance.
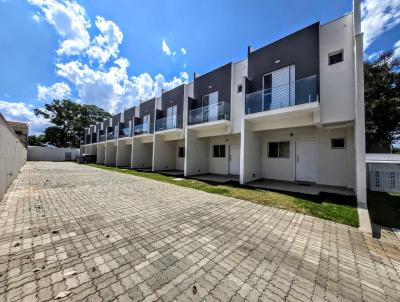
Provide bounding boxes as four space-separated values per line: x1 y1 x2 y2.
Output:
119 126 132 138
156 115 183 132
99 134 106 142
107 132 115 140
91 136 97 143
134 123 153 136
188 101 230 126
245 75 319 115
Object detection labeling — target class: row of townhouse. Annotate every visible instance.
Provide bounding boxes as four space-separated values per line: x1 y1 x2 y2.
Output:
81 2 369 231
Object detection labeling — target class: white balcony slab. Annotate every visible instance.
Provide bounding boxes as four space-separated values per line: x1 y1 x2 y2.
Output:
246 102 320 131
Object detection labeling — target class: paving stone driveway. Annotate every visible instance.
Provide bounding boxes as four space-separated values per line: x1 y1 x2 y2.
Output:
0 162 399 302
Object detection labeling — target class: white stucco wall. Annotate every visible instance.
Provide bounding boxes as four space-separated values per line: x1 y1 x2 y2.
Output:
185 129 209 176
176 140 185 171
231 59 247 134
131 140 153 169
116 140 131 167
0 115 27 200
258 125 354 188
319 13 356 124
240 120 262 184
208 135 240 175
97 144 105 164
105 142 117 166
27 146 79 162
153 136 177 171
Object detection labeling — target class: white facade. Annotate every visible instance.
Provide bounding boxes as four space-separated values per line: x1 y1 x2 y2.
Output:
82 1 369 231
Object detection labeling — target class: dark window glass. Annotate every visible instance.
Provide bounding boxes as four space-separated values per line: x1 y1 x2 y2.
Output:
15 130 23 135
178 147 185 158
329 51 343 65
213 145 219 157
219 145 226 158
213 145 226 158
269 142 279 158
269 142 290 158
331 138 345 149
279 142 290 158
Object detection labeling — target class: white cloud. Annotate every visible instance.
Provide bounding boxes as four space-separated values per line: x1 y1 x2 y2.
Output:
28 1 189 116
162 39 172 56
87 16 123 64
27 0 91 56
181 47 187 55
361 0 400 49
394 39 400 57
32 13 41 22
56 58 189 113
0 100 50 135
37 82 71 101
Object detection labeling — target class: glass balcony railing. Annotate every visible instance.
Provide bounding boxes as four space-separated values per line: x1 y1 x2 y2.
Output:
245 75 319 115
134 122 153 136
188 101 230 125
99 134 106 142
155 115 183 132
107 132 115 140
119 127 132 138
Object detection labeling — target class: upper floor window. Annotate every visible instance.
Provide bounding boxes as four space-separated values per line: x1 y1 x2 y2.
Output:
329 50 343 65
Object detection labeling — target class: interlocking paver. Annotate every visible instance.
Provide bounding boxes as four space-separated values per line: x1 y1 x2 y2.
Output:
0 161 399 301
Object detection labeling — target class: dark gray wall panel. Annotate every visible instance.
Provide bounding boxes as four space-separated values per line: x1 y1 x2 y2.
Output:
124 107 136 124
248 23 319 93
112 113 121 126
139 98 155 124
193 63 232 107
161 85 184 117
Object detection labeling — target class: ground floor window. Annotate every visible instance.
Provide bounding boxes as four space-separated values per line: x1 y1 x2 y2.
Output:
331 138 345 149
213 145 226 158
268 141 290 158
178 147 185 158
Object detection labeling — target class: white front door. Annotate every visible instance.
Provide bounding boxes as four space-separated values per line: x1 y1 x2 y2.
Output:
229 144 240 175
295 140 316 182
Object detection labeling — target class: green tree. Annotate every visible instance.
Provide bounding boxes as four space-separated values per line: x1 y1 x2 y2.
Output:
34 99 111 148
27 135 45 146
364 51 400 152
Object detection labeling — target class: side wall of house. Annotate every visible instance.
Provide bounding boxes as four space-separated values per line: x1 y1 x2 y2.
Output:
319 13 355 124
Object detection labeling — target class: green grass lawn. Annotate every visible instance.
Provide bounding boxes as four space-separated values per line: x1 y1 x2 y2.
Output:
87 164 359 227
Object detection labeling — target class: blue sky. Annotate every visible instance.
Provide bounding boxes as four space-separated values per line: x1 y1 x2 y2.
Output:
0 0 399 134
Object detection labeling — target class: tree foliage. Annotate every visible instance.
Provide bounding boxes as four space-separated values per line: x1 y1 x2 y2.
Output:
27 135 45 146
32 99 111 148
364 51 400 152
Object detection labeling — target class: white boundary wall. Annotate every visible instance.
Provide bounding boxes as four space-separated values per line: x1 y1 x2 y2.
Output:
27 146 79 161
0 114 27 200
